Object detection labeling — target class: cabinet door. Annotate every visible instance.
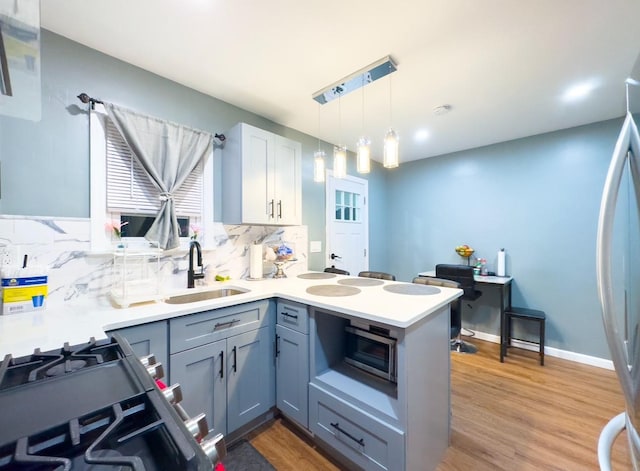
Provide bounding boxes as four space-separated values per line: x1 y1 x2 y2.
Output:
170 340 227 436
274 135 302 225
276 324 309 428
226 326 275 433
107 322 168 372
242 125 274 224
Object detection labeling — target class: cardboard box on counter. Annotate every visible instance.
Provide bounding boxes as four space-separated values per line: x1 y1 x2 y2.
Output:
1 268 48 315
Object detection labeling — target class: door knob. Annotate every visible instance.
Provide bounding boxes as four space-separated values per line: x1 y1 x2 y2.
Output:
330 253 342 260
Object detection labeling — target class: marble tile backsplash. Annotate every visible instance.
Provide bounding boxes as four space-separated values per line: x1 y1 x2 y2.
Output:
0 216 308 308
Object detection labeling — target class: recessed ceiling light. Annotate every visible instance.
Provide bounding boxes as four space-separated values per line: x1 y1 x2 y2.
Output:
562 80 598 102
414 129 430 142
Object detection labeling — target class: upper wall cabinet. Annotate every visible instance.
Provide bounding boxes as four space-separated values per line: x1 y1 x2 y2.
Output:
222 123 302 225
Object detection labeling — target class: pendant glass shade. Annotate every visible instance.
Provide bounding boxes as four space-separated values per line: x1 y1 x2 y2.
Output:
356 136 371 174
313 150 326 182
333 146 347 179
383 128 399 168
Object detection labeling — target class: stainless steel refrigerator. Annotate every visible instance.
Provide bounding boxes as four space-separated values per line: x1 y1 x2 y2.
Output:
597 70 640 470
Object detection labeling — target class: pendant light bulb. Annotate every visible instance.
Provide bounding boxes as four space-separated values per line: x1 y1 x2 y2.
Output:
333 146 347 179
383 128 399 168
313 150 326 182
356 76 371 174
383 69 399 169
356 136 371 174
314 103 326 183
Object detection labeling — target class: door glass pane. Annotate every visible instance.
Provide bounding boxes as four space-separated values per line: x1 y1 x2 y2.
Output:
334 189 362 222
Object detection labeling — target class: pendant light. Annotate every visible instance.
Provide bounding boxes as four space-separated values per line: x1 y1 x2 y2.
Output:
313 104 326 183
356 76 371 174
333 146 347 179
383 71 399 169
333 94 347 178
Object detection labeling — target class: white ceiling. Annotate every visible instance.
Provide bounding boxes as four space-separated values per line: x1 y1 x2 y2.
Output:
42 0 640 163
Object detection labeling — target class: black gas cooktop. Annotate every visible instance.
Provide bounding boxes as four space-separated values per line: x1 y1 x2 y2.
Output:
0 336 212 470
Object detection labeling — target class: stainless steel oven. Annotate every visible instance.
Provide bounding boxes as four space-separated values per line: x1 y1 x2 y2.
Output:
344 322 397 383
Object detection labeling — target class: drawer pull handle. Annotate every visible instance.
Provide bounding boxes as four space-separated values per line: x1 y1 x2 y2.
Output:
219 350 224 379
330 422 365 447
281 312 298 320
214 318 240 330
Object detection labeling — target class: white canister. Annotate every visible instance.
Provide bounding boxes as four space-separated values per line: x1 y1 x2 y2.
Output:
497 248 506 276
249 244 263 279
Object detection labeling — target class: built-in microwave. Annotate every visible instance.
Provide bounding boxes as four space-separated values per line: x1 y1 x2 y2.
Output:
344 321 397 383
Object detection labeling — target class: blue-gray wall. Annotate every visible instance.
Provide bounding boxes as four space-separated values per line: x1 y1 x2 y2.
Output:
0 30 627 359
0 30 388 272
385 119 624 359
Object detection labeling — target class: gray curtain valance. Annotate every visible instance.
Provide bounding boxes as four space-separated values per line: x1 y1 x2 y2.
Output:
105 103 213 250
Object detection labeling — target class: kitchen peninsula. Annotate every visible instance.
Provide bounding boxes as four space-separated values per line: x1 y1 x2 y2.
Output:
0 273 461 471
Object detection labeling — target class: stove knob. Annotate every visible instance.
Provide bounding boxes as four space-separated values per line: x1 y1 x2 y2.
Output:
146 362 164 380
161 383 183 404
139 354 157 367
184 412 209 441
200 433 226 464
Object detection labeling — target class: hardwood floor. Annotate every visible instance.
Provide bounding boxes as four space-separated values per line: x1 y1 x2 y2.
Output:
247 339 632 470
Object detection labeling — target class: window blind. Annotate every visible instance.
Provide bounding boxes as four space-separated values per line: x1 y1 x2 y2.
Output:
106 118 203 215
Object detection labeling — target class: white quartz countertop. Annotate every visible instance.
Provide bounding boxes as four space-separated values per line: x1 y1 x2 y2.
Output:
0 273 462 357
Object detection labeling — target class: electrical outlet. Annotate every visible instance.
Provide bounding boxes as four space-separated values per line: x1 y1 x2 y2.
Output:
0 245 18 267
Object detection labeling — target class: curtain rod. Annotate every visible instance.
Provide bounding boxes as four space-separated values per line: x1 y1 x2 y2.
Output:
76 92 226 143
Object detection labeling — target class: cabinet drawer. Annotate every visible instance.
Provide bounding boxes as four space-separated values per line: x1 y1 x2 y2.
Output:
309 384 404 471
276 300 308 334
170 300 272 354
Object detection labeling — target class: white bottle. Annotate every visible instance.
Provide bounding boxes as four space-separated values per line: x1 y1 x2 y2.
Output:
497 248 506 277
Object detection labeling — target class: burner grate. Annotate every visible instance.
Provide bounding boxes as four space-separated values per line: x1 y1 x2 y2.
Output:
0 393 196 470
0 338 125 390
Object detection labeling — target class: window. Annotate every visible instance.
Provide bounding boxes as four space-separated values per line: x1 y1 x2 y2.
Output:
335 190 360 222
89 105 214 251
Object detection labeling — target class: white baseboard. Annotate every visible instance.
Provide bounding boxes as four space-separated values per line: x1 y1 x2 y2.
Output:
467 330 614 371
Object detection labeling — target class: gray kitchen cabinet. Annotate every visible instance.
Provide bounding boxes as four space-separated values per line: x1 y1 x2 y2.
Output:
169 300 275 437
275 300 309 428
309 383 405 471
106 321 168 371
309 305 450 471
221 122 302 225
170 338 227 436
227 326 275 432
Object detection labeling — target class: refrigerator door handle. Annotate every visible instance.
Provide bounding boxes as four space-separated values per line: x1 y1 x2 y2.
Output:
596 111 640 402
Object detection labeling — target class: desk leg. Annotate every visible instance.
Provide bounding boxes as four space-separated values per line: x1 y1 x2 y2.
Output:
500 282 513 362
499 282 511 362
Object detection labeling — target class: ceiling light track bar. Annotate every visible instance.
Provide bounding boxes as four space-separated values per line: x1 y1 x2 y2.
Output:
312 55 397 105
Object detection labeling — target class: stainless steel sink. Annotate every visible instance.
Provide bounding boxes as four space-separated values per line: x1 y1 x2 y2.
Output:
164 287 249 304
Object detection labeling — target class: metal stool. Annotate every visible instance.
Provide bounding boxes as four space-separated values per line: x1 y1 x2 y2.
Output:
502 307 546 365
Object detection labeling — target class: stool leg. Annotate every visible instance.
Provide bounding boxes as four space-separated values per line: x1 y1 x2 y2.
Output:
506 314 511 357
540 318 545 366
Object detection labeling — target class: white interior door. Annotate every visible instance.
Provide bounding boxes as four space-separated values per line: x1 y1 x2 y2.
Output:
326 171 369 276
